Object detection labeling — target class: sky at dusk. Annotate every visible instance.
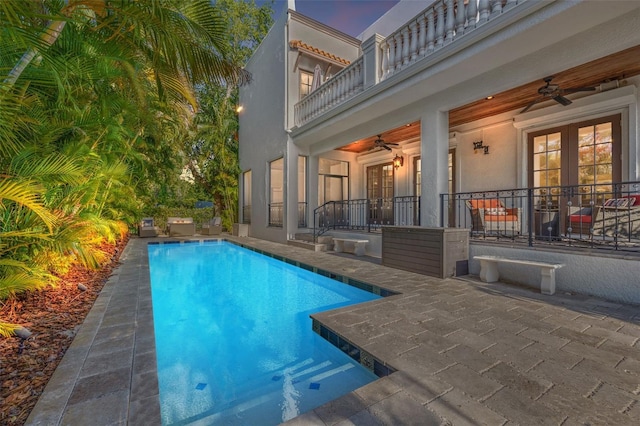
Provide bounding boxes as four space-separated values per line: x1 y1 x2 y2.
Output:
260 0 400 38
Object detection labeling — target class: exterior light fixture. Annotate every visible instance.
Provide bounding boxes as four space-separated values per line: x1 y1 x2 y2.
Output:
393 154 404 169
473 140 490 154
235 105 244 113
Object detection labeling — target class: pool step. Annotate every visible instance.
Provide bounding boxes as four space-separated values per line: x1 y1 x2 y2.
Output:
287 234 333 252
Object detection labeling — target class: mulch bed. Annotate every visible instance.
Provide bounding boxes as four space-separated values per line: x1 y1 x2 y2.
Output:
0 235 129 425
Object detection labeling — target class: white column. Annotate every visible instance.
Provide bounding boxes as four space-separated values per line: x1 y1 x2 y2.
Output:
286 141 299 239
308 154 320 230
420 109 450 227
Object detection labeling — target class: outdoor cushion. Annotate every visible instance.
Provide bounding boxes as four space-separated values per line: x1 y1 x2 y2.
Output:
484 214 519 222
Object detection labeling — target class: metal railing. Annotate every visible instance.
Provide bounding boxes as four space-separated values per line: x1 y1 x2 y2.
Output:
313 196 420 239
268 202 283 227
441 181 640 253
242 205 251 224
298 202 308 228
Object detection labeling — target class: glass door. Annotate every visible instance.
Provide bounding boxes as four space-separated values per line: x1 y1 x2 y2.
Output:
529 114 621 236
367 163 394 225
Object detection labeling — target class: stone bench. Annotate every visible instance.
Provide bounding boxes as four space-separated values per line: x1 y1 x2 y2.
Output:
474 255 564 295
333 238 369 256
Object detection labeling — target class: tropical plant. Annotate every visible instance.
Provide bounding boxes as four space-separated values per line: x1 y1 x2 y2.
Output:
0 0 249 336
183 0 273 230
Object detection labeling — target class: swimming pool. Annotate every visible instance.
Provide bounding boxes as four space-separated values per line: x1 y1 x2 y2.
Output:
148 241 380 425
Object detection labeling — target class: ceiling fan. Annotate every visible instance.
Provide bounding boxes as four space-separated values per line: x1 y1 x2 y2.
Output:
520 76 596 113
369 134 399 151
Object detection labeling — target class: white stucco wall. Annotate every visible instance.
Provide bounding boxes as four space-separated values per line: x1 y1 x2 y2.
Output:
240 12 289 242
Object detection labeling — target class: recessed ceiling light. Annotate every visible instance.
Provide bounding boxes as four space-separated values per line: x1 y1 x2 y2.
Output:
486 95 494 100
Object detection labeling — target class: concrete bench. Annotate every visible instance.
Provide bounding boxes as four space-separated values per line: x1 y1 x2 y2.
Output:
474 255 564 295
333 238 368 256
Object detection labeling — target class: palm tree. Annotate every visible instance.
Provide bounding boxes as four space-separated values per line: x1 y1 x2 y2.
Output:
0 0 250 336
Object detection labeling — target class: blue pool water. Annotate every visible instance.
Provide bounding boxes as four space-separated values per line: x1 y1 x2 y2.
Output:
148 241 380 425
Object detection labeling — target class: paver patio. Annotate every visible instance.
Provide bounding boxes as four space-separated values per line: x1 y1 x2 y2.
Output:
27 236 640 425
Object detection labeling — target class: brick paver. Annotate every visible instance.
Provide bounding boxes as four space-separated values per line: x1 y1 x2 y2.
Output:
26 236 640 425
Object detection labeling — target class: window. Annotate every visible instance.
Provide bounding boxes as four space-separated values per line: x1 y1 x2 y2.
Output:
242 170 251 224
300 70 313 100
298 156 307 227
528 114 621 205
318 158 349 205
269 158 284 227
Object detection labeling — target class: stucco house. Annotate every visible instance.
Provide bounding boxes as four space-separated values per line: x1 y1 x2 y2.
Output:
238 0 640 303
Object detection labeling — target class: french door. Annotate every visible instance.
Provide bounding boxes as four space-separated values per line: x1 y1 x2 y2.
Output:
367 163 394 225
528 114 621 231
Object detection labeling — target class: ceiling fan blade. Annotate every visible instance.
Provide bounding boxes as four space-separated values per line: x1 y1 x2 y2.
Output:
553 95 572 106
386 142 399 146
521 97 544 113
383 145 392 151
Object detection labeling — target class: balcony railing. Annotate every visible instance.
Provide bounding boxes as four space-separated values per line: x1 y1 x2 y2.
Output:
298 202 308 228
242 205 251 224
294 0 523 127
441 181 640 253
268 202 283 227
313 196 420 238
294 57 364 127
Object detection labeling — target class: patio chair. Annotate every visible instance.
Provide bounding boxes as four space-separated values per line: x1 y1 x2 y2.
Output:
201 217 222 235
139 217 159 238
590 195 640 239
465 199 521 235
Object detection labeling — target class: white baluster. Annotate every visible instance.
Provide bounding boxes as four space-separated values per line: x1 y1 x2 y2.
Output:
445 0 455 44
380 39 388 79
478 0 490 23
387 36 396 76
466 0 477 31
402 26 410 65
418 13 427 56
349 68 355 95
436 1 445 48
394 32 403 70
491 0 503 17
427 8 435 52
455 0 466 35
409 20 418 62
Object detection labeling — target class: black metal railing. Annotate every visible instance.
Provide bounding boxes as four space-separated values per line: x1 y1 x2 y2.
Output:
313 196 420 239
268 202 283 227
441 181 640 252
242 205 251 224
298 202 308 228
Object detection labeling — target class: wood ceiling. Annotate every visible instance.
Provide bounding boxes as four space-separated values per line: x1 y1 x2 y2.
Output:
337 45 640 154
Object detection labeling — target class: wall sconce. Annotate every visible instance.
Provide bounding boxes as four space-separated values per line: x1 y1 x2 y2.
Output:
473 140 489 155
393 154 404 169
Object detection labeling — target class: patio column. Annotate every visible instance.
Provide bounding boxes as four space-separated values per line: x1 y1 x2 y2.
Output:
420 109 449 227
308 154 320 230
286 143 299 239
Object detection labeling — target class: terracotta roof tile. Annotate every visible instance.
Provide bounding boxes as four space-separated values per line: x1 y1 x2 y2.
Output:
289 40 351 66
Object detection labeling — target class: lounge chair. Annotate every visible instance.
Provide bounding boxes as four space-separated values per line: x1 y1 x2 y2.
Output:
139 217 159 238
465 199 521 235
167 217 196 237
201 217 222 235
